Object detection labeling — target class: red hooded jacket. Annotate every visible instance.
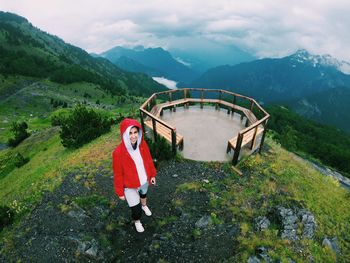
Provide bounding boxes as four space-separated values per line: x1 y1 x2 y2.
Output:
112 118 156 197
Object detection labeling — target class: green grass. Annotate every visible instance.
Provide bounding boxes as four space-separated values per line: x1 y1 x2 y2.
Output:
0 125 121 215
202 137 350 262
0 77 144 144
1 96 349 262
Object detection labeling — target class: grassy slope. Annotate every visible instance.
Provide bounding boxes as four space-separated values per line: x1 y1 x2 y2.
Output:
234 137 349 261
0 125 120 215
176 137 349 262
1 123 349 261
0 77 143 144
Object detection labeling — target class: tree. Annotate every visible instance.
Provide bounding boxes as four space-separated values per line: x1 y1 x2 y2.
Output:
8 121 30 147
59 105 112 148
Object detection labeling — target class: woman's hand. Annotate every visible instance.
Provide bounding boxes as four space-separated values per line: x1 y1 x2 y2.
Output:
150 177 156 185
119 195 125 201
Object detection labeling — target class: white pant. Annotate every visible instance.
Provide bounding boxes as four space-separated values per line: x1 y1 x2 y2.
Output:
124 182 149 207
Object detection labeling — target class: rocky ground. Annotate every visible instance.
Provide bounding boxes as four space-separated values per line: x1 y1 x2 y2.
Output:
0 159 240 262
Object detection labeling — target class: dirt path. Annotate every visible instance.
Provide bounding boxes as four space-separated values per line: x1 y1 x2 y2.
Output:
1 159 239 262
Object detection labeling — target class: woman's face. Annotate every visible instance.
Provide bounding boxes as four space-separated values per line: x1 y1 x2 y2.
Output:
129 127 139 145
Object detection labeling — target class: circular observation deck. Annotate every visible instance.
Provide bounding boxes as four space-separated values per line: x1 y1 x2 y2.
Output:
139 88 269 165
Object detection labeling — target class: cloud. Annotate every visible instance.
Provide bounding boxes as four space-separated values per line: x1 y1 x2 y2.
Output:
2 0 350 61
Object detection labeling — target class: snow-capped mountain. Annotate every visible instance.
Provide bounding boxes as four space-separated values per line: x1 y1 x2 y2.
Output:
191 49 350 103
290 49 350 74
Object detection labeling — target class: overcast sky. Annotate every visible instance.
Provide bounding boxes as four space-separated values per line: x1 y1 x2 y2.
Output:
2 0 350 61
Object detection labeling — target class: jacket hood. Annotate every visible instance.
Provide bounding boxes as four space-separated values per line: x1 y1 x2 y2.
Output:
120 118 143 152
120 118 142 135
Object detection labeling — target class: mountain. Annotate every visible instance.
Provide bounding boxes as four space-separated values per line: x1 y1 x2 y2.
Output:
113 56 161 76
0 12 165 97
191 49 350 103
1 121 350 261
100 46 199 83
169 43 256 73
284 86 350 133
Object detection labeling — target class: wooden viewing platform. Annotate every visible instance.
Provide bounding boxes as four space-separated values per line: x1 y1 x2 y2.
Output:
139 88 269 165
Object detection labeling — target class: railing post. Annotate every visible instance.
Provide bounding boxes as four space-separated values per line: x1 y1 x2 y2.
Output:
140 110 145 133
171 129 177 155
232 133 243 165
200 89 204 109
250 100 254 111
169 92 172 103
259 119 268 154
245 117 249 127
184 89 187 99
232 95 237 115
152 118 157 143
250 126 259 150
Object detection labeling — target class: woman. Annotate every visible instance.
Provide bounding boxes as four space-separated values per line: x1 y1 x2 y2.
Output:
113 118 157 233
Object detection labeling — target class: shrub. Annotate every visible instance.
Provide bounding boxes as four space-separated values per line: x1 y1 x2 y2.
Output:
7 121 30 147
50 109 70 127
0 205 15 230
13 152 29 168
145 134 174 161
59 104 112 148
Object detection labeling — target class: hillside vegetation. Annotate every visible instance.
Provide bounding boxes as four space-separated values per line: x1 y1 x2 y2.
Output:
285 86 350 133
0 123 349 262
267 105 350 177
0 10 349 262
0 12 164 97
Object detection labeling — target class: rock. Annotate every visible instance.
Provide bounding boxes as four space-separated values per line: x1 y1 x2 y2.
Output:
297 209 316 239
195 215 212 229
227 224 240 237
273 206 317 241
67 204 88 222
172 174 179 178
77 238 99 257
254 216 270 231
248 256 261 263
180 212 191 222
322 237 340 260
203 179 209 183
274 206 299 241
85 240 98 257
256 246 272 263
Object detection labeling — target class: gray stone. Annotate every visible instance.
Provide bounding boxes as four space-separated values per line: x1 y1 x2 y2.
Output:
227 224 239 237
273 206 317 241
298 209 317 239
322 237 340 260
77 239 99 258
172 174 179 178
85 239 98 257
67 204 88 222
248 256 261 263
255 216 270 231
256 246 272 262
195 215 212 229
274 206 299 241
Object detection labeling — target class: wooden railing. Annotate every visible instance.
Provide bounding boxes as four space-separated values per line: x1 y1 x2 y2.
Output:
139 88 270 164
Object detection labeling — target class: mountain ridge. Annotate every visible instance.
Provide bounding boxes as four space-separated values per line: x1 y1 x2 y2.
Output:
283 86 350 133
100 45 200 83
191 50 350 103
0 11 165 97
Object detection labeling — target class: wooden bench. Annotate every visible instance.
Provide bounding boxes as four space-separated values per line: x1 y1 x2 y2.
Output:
226 125 264 153
241 108 258 125
150 105 161 117
144 120 184 150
